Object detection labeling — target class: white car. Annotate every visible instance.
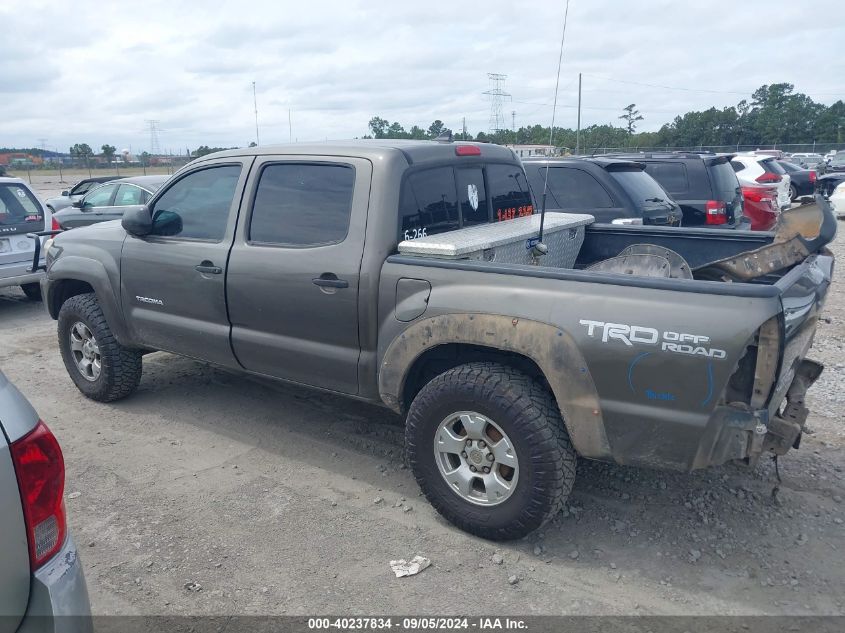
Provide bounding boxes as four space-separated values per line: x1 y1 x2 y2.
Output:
730 154 792 210
825 179 845 217
0 177 55 299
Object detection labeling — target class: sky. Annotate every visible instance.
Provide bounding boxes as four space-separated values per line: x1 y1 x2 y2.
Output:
1 0 843 155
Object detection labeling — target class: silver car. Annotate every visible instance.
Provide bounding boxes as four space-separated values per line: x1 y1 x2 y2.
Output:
44 177 118 214
0 371 92 633
53 175 168 230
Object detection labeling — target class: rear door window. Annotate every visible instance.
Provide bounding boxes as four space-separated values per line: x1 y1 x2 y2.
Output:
643 162 689 195
399 167 459 240
456 167 488 226
487 164 533 221
537 166 613 210
115 184 146 206
249 163 355 247
83 184 118 208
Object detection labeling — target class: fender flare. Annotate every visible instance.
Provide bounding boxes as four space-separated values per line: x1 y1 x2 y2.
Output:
378 313 612 460
46 256 132 346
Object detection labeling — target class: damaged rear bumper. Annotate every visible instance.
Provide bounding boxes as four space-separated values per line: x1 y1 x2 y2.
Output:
707 358 824 467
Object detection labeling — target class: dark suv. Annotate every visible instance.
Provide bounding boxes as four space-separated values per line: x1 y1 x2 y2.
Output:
522 157 682 226
603 152 747 229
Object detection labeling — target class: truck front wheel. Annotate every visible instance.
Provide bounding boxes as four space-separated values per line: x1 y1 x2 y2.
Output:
406 362 576 540
58 293 142 402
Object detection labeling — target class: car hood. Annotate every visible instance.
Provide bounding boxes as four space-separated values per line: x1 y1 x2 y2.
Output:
53 218 126 248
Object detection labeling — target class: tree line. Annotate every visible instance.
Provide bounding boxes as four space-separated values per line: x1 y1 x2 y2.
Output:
366 83 845 150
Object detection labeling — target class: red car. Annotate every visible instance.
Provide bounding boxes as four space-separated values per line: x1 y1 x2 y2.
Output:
741 184 779 230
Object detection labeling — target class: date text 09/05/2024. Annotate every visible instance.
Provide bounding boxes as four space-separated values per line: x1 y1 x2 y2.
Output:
307 617 529 630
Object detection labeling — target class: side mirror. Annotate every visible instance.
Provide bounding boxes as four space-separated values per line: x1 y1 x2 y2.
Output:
71 199 83 208
122 205 153 237
61 190 69 197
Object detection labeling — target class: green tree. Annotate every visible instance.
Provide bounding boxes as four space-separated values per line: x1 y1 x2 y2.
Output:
101 144 116 164
387 122 408 138
427 120 445 138
69 143 93 168
619 104 644 135
368 116 389 138
408 125 428 140
139 151 151 166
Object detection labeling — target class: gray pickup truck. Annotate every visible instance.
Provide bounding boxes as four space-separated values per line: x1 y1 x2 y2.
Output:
39 140 835 540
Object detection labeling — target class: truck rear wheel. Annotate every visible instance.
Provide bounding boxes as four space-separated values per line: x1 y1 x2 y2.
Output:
58 293 142 402
406 362 576 540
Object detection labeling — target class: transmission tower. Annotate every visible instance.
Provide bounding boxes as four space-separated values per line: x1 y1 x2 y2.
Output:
145 120 162 155
483 73 511 135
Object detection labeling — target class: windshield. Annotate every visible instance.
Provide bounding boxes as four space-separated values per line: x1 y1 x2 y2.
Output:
607 168 675 210
0 183 44 234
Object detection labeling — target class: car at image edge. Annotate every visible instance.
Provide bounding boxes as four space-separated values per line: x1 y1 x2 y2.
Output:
0 371 92 632
0 177 56 300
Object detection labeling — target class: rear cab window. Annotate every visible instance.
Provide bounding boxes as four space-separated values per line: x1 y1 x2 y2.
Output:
398 162 532 242
0 183 44 235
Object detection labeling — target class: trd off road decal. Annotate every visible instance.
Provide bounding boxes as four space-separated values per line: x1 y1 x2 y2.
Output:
579 319 727 360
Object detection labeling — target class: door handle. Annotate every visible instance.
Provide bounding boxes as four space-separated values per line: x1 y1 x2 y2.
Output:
195 262 222 274
312 274 349 289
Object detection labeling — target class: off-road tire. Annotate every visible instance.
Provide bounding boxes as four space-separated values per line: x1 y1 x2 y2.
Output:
58 293 142 402
20 283 42 301
406 362 577 540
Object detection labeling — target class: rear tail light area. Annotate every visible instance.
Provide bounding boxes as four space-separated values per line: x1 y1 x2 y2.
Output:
809 170 817 184
756 172 782 184
705 200 727 225
51 216 61 231
10 420 67 569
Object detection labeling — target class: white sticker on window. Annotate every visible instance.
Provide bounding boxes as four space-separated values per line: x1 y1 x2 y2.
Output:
467 184 479 211
15 188 26 198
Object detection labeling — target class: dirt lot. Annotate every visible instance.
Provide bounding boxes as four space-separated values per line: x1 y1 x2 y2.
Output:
1 184 843 616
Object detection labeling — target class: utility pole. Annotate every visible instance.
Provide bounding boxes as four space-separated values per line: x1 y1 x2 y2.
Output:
462 117 467 140
575 73 582 155
511 110 516 133
288 109 292 143
252 81 260 146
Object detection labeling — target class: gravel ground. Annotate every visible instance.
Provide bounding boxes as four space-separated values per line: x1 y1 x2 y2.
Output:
0 179 842 616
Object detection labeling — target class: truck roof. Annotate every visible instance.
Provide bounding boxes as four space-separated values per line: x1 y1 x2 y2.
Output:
194 140 519 168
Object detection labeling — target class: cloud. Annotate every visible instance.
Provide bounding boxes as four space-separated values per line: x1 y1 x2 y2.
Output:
0 0 842 152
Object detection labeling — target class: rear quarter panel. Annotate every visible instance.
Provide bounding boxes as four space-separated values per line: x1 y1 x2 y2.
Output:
377 260 782 470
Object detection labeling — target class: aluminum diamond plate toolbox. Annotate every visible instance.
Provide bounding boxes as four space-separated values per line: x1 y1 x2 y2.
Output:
398 213 594 268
